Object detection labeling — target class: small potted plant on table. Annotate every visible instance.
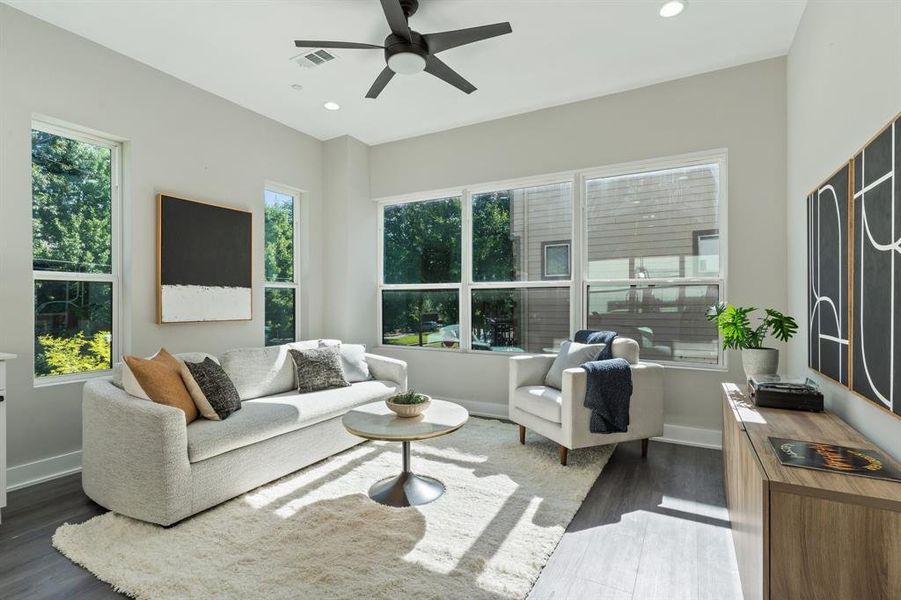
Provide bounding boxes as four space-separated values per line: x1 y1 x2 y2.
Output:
385 389 431 418
707 303 798 378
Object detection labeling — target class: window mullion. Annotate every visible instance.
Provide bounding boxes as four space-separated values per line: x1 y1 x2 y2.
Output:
572 172 584 332
461 189 472 351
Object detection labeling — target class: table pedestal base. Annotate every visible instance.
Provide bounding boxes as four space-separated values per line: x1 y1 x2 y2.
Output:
368 440 445 507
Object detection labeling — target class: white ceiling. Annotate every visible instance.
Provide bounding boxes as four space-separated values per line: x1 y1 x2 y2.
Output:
8 0 807 145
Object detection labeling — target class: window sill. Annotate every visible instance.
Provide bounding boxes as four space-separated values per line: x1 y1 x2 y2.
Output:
33 369 113 389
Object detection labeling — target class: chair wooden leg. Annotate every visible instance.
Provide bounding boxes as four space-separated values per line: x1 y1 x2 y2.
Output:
560 445 569 466
519 425 526 445
641 438 649 458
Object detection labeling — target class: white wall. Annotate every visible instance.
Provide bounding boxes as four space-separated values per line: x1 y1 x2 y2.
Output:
0 6 325 479
353 58 789 437
322 136 377 348
786 1 901 460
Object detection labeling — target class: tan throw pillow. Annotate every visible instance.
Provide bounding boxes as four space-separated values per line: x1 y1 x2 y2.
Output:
123 349 198 423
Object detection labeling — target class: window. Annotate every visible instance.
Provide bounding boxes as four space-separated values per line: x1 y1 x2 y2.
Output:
542 242 571 280
470 182 573 352
381 197 462 348
264 186 300 346
377 151 726 368
584 161 724 366
32 122 121 380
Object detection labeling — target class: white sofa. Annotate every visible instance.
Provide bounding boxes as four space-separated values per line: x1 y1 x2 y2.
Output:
508 337 664 465
81 340 406 526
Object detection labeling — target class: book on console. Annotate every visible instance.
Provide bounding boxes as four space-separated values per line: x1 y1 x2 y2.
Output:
768 437 901 483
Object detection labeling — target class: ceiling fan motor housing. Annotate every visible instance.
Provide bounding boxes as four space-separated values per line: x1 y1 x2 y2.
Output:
384 31 428 74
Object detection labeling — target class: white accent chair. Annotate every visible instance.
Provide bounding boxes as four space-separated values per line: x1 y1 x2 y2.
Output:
508 337 664 465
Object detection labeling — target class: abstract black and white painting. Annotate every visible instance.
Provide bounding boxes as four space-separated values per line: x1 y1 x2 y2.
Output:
852 115 899 417
157 194 252 323
808 164 850 385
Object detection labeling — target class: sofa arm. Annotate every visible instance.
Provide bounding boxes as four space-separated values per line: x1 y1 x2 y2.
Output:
365 353 407 391
560 361 665 446
509 355 556 390
82 379 192 525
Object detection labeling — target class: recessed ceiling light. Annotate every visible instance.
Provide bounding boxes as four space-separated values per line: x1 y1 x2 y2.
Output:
323 101 341 111
659 0 686 18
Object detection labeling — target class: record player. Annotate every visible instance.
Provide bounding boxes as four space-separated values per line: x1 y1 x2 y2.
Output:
748 375 824 412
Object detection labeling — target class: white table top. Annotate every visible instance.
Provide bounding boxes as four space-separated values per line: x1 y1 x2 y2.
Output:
0 353 17 361
343 399 469 442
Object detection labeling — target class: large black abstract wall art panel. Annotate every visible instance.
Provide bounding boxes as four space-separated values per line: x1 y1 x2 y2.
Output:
157 194 252 323
852 116 899 417
808 164 850 386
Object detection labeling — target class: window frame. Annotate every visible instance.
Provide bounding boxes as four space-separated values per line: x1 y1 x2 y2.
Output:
580 149 728 370
541 241 572 280
263 182 302 345
375 149 728 370
32 119 124 387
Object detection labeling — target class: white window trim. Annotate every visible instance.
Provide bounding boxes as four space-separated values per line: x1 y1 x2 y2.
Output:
32 119 124 387
375 148 728 369
543 242 572 279
263 182 302 344
582 149 729 370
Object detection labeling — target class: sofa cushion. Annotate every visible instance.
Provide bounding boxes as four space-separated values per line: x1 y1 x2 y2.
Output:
513 385 563 424
545 341 605 390
289 347 351 393
123 349 198 424
112 352 218 390
186 379 399 463
184 358 242 420
320 341 371 383
219 341 322 400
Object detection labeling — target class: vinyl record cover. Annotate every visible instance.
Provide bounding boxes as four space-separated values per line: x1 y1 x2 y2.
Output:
768 437 901 483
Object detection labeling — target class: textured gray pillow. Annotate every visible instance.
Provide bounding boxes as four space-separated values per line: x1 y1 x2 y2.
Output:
320 341 371 383
289 347 351 394
544 341 606 390
184 358 242 420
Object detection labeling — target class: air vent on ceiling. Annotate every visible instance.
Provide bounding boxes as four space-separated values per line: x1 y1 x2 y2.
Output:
291 49 337 69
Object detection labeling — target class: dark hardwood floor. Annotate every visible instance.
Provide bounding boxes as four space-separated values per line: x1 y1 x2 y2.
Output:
0 441 741 600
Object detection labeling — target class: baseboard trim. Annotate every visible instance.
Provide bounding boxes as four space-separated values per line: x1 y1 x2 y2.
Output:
440 397 508 421
7 450 83 492
654 424 722 450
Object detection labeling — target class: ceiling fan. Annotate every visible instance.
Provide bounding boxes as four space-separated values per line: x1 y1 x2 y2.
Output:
294 0 512 99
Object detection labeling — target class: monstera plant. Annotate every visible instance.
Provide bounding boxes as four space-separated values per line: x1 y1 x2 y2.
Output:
706 303 798 377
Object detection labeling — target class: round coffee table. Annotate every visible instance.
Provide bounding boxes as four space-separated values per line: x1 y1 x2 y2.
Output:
342 399 468 507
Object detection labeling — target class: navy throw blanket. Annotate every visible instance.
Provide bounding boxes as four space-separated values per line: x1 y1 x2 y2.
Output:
573 330 617 360
581 358 633 434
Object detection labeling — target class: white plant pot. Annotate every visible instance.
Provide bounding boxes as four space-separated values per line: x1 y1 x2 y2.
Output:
741 348 779 378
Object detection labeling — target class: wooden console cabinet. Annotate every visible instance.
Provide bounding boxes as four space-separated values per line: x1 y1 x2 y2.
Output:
722 383 901 600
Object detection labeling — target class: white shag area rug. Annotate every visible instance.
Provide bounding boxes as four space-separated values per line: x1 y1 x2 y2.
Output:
54 418 614 600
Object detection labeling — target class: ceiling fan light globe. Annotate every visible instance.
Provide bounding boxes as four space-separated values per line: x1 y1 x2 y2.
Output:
388 52 427 75
659 0 686 17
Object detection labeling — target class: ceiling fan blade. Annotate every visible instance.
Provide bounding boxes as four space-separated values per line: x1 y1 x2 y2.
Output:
379 0 411 41
422 22 512 54
294 40 383 49
424 56 476 94
366 66 396 99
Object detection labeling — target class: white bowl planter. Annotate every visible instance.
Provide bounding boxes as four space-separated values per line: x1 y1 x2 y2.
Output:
386 395 431 418
741 348 779 378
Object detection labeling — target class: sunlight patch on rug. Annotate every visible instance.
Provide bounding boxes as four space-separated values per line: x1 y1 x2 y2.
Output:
53 418 614 600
